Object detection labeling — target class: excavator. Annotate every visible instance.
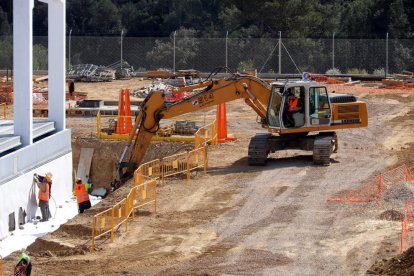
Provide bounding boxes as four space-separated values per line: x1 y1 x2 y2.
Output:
115 69 368 183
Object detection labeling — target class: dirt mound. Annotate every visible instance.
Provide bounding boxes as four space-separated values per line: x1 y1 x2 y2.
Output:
58 224 92 238
26 238 89 257
368 246 414 275
383 182 414 204
378 210 404 221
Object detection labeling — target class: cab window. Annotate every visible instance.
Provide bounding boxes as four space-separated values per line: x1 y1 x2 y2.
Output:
309 87 331 124
267 86 283 127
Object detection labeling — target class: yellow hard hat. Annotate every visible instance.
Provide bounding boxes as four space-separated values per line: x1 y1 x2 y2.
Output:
45 172 53 182
75 178 82 183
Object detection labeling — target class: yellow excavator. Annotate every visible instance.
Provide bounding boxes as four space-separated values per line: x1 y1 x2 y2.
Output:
115 69 367 182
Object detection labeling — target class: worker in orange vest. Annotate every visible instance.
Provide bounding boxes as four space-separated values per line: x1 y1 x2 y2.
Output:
34 172 53 222
74 178 91 213
288 94 301 112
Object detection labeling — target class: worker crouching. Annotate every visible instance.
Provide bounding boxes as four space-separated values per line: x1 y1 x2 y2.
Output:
74 178 91 213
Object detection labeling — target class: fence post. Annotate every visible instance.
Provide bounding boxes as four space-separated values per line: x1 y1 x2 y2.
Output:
97 112 101 139
204 146 208 176
378 174 383 196
153 180 157 213
125 202 129 232
91 217 95 253
111 208 115 242
187 152 191 180
161 159 165 186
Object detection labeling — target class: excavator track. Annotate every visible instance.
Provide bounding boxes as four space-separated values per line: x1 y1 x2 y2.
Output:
248 133 271 165
313 135 334 165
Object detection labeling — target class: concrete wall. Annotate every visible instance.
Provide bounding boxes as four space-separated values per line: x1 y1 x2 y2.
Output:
0 152 73 239
0 130 72 183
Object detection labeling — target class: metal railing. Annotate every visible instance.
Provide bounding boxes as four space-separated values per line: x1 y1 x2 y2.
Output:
133 159 161 185
194 120 218 149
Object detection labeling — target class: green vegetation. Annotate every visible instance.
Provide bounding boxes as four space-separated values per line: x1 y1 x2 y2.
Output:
1 0 414 73
1 0 413 38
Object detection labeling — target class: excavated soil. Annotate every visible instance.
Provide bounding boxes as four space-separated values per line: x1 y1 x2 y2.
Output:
383 182 414 204
3 80 414 275
368 246 414 275
71 135 192 189
378 210 404 221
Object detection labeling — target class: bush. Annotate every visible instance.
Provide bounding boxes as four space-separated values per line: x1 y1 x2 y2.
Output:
238 60 253 73
373 68 385 75
325 68 341 75
346 68 368 75
33 44 48 70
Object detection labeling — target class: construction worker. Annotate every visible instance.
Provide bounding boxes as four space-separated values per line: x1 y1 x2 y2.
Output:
34 172 53 222
288 93 301 112
85 175 93 194
68 80 75 97
14 252 32 276
74 178 91 213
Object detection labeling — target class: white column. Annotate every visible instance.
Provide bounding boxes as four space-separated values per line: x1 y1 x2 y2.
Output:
13 0 34 146
40 0 66 131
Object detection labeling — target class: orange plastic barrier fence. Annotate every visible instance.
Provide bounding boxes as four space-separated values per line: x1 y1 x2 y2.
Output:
187 147 208 179
134 159 161 185
91 183 145 252
195 120 217 149
160 146 207 185
328 164 413 202
161 151 189 184
0 103 6 119
91 207 114 252
92 146 209 252
400 199 414 253
134 179 157 213
113 198 128 230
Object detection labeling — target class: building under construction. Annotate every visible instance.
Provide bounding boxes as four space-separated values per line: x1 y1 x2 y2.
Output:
0 0 72 239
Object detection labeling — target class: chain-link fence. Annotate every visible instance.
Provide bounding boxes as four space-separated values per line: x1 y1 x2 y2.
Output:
1 35 414 74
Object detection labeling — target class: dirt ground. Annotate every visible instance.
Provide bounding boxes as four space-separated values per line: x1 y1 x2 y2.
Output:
3 79 414 275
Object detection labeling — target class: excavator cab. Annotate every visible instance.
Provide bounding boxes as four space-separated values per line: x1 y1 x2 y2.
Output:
266 82 333 131
249 81 340 166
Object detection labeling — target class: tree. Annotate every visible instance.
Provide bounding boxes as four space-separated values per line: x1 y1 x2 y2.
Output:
146 28 200 70
33 44 48 70
389 0 410 38
0 6 10 35
0 37 12 69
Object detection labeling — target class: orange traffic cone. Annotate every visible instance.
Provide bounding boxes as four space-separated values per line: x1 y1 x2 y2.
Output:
124 89 132 134
116 88 132 134
217 103 237 143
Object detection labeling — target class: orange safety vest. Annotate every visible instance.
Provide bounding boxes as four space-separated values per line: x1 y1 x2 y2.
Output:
289 97 299 111
38 182 50 202
74 183 90 204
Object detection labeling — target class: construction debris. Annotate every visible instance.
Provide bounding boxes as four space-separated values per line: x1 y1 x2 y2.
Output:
33 75 49 83
382 71 414 88
156 124 175 137
155 121 200 137
67 60 136 82
67 64 116 82
174 120 199 135
107 60 134 79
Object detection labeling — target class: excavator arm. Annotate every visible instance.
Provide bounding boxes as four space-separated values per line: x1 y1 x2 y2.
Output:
116 74 272 181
